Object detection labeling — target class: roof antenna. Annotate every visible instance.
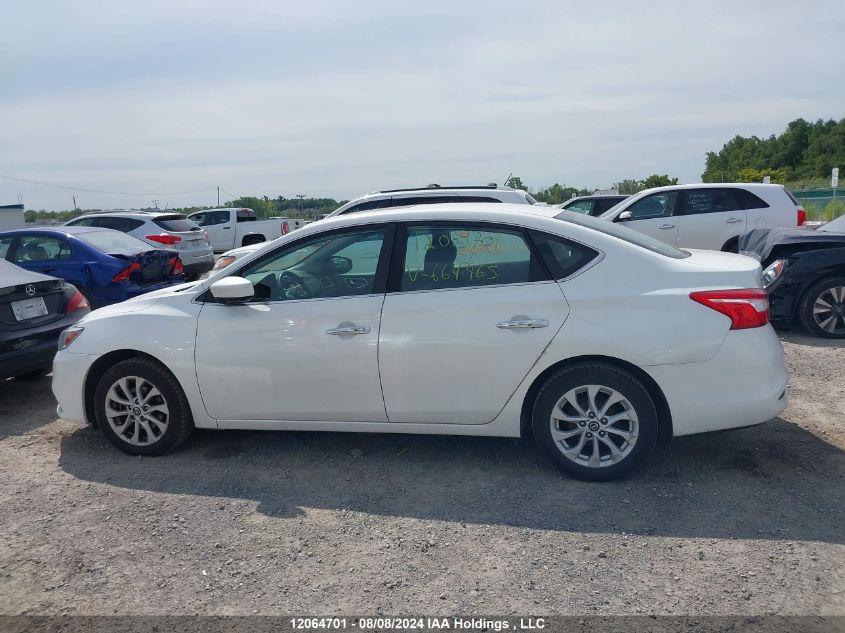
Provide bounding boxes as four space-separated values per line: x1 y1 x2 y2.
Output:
503 172 512 188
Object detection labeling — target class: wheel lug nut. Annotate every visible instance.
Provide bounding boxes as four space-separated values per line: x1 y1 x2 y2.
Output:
586 432 593 438
601 418 607 424
579 421 586 427
599 431 606 437
588 412 595 418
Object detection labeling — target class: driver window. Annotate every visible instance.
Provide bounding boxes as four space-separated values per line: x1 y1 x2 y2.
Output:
239 228 386 302
626 192 678 220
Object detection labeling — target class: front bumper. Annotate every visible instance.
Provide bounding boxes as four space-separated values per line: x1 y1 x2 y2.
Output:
646 325 789 436
52 349 99 423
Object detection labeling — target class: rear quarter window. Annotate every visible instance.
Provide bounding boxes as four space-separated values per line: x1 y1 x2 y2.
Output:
530 231 599 279
735 188 771 210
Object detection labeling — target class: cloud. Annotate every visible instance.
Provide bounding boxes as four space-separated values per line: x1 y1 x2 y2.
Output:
1 0 843 209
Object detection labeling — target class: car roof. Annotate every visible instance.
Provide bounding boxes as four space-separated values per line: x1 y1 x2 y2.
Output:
632 182 787 195
1 225 109 236
72 210 179 219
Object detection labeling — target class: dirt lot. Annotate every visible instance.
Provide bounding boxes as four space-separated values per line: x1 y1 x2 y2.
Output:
0 331 842 617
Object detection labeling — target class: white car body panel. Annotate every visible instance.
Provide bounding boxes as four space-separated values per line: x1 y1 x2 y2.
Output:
52 203 788 445
379 281 567 424
602 183 799 251
195 296 387 422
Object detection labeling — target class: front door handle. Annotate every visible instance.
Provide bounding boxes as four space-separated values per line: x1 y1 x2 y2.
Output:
326 325 371 335
725 217 743 224
497 319 549 329
222 226 232 230
659 224 675 230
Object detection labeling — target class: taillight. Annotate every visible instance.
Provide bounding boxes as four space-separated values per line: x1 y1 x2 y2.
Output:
282 221 290 235
797 207 806 226
169 256 184 276
111 262 141 282
65 289 90 314
689 289 770 330
146 234 182 245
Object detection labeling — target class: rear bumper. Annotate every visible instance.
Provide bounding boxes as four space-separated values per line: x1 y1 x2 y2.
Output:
94 279 184 307
646 325 789 436
0 315 81 379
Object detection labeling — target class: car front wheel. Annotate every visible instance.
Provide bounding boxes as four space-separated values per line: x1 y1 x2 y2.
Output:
532 362 659 481
94 357 194 455
798 276 845 339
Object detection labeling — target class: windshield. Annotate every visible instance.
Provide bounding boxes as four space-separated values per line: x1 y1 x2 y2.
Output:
554 211 690 259
76 230 153 253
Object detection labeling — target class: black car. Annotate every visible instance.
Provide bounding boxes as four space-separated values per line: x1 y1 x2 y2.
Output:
0 260 91 380
741 225 845 338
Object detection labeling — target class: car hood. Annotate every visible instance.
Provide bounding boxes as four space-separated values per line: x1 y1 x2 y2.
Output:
740 227 845 261
221 242 265 258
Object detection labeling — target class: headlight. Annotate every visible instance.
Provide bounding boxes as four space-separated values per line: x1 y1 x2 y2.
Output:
212 255 237 271
761 259 786 289
58 326 84 350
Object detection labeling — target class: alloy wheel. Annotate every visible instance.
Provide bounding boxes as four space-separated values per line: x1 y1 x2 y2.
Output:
550 384 639 468
104 376 170 446
812 286 845 335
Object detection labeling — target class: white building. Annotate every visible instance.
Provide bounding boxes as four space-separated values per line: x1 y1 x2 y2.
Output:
0 204 25 231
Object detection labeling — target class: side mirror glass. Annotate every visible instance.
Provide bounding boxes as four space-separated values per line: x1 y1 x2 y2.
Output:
617 210 633 221
210 276 254 303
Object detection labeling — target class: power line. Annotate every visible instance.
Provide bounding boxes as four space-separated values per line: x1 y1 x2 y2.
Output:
0 172 218 197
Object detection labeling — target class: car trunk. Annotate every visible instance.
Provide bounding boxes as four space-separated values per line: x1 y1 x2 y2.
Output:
0 276 68 332
151 215 209 251
680 248 763 289
110 249 179 286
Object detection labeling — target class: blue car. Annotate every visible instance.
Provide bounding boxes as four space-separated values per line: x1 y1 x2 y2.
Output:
0 226 185 308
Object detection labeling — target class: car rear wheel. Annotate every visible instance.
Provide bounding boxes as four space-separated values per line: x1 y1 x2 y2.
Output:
798 276 845 339
531 362 659 481
94 357 194 455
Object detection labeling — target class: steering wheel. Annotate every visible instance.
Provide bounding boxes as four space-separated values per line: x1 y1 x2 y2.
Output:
278 271 311 300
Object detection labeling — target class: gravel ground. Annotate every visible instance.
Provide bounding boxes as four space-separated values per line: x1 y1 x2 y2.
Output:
0 331 842 617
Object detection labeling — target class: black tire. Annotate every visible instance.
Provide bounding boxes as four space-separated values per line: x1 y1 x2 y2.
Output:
531 362 659 481
15 366 49 380
798 276 845 339
94 357 194 455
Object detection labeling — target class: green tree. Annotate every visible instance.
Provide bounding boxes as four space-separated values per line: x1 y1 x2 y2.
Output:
505 175 526 190
640 174 679 189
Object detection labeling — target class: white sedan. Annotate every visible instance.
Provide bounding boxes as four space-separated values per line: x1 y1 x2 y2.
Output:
52 204 788 481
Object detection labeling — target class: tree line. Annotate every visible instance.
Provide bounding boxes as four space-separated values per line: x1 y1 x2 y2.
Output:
702 117 844 186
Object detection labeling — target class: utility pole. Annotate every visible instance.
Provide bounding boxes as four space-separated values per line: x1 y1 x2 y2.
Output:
217 186 220 207
72 195 78 212
152 199 160 210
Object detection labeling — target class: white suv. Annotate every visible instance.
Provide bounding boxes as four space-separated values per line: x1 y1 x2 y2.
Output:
64 211 214 279
598 183 806 252
326 184 537 218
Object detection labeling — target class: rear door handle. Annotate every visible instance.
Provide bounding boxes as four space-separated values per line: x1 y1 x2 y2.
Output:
497 319 549 329
659 224 675 230
725 217 743 224
326 325 371 335
222 226 232 230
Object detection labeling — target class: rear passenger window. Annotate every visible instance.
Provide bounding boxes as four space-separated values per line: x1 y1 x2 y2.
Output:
67 217 98 227
683 189 742 214
400 225 545 292
735 188 770 210
530 232 599 279
565 200 595 215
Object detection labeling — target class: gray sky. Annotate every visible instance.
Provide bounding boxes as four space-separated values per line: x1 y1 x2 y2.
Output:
2 0 843 210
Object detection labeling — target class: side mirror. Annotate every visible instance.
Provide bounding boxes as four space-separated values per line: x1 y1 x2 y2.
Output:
330 255 353 274
617 210 633 222
210 277 254 303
